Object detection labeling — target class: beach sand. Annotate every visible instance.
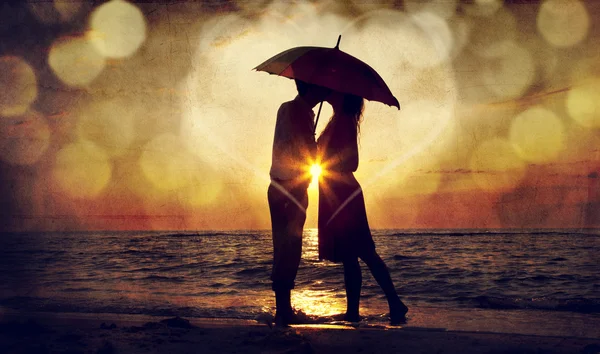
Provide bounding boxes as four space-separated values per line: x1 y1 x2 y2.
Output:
1 309 599 354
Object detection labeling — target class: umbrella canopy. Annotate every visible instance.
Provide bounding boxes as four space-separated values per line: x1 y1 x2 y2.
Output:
253 36 400 109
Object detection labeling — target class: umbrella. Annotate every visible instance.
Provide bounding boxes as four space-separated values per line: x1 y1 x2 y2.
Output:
253 35 399 132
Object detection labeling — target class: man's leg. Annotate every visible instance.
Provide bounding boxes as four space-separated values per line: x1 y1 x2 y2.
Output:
268 183 307 326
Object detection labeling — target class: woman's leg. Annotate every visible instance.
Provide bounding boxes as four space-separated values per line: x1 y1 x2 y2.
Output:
360 249 408 323
342 257 362 321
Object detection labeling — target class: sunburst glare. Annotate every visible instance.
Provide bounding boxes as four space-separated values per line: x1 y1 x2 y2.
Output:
309 164 322 188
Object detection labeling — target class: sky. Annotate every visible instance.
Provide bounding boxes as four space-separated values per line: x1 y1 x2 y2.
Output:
0 0 599 231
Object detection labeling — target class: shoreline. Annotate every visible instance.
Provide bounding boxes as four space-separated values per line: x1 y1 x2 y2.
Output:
3 303 600 338
1 309 599 354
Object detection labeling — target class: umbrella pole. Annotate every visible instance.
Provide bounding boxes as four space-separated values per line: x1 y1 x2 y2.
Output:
313 35 342 136
313 101 323 136
314 34 340 136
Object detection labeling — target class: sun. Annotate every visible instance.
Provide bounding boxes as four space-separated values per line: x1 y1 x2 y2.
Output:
310 163 322 179
309 163 322 187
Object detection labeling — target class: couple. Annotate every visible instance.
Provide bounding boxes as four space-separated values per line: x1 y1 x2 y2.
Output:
267 80 408 327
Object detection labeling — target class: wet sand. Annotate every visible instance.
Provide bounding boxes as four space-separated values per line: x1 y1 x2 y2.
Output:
1 310 599 354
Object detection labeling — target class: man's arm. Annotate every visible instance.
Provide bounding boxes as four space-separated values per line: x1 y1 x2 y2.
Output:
290 107 317 164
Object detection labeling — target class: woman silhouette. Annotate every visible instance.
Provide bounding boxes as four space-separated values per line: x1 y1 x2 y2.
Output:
317 92 408 324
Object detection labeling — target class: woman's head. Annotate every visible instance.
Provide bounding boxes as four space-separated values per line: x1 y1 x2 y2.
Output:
326 92 364 130
341 94 364 118
327 92 364 114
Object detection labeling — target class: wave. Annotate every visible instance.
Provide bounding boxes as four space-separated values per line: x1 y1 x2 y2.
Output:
2 230 598 322
234 267 269 276
140 275 186 283
392 254 425 261
0 296 252 319
157 232 241 238
122 263 204 273
385 228 600 237
457 295 600 314
62 287 96 292
3 292 600 322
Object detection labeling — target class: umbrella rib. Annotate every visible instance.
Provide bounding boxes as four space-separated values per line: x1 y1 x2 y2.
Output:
253 46 400 109
277 61 295 77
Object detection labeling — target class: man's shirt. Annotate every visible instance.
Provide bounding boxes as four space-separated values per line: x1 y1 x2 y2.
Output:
270 95 317 183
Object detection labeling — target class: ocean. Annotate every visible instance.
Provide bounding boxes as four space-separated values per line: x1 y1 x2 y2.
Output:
1 229 599 337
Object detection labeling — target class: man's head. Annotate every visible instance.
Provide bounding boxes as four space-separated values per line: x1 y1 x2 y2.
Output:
295 80 331 106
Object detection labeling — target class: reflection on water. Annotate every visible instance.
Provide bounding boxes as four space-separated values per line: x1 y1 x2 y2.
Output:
291 288 345 317
294 228 347 317
302 228 319 261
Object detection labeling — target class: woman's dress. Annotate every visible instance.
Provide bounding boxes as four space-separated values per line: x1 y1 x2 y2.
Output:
317 119 375 263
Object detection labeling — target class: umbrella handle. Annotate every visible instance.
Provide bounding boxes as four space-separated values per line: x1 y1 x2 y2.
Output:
313 101 323 136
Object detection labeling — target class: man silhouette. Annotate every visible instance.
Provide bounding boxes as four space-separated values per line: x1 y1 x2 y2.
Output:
268 79 330 327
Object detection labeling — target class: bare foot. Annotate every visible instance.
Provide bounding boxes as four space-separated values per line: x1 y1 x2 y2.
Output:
389 301 409 325
344 313 362 323
274 309 313 327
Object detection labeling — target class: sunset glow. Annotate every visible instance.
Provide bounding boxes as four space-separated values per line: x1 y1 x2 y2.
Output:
3 3 600 349
1 0 598 231
52 140 112 199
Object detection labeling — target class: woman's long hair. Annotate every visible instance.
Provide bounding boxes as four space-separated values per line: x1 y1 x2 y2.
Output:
320 94 364 142
341 94 364 136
